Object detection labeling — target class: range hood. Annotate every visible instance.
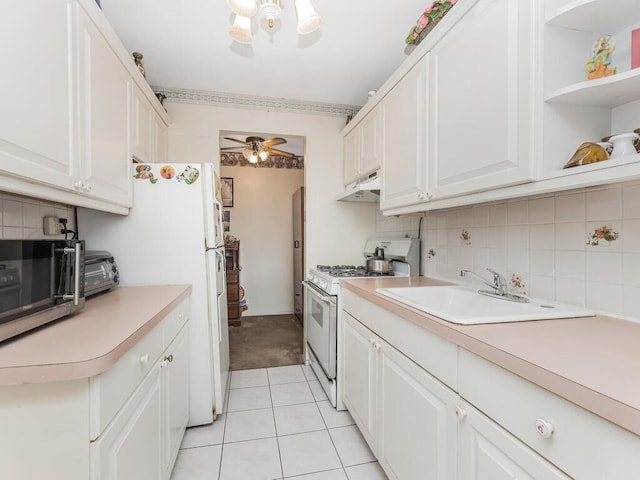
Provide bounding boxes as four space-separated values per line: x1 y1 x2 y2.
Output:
336 174 380 202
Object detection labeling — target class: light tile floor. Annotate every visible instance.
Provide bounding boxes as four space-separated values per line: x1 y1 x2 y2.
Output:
171 364 388 480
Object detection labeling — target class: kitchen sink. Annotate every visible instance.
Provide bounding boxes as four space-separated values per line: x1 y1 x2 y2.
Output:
375 285 595 325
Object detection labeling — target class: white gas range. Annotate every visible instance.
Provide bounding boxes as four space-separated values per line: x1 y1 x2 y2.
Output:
303 238 420 408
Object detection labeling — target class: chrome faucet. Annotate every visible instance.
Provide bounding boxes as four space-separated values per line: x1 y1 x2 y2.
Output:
460 268 528 303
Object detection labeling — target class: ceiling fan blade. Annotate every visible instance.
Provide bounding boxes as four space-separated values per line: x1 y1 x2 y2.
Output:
223 137 250 146
220 147 244 151
266 147 295 158
262 137 287 147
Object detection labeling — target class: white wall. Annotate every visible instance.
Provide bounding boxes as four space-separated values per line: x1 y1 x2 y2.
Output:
220 165 303 316
166 102 377 278
387 181 640 321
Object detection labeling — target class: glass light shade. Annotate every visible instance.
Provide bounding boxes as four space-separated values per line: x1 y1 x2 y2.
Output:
260 0 282 29
242 147 252 159
249 152 259 163
229 15 252 44
259 151 269 160
295 0 322 34
227 0 257 17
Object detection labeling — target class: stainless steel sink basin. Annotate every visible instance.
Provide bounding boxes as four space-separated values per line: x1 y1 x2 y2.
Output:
375 285 594 325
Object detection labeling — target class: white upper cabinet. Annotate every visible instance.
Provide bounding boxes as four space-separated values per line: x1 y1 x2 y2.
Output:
0 0 77 190
380 56 429 210
429 0 536 199
344 106 382 185
76 5 132 207
132 85 153 163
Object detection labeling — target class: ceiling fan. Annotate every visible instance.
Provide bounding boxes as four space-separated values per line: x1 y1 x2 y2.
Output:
221 136 296 163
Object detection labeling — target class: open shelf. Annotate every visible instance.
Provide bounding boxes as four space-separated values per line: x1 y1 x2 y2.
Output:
547 0 640 34
545 68 640 107
544 152 640 179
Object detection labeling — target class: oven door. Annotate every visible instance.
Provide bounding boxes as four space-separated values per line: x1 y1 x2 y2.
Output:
303 281 337 379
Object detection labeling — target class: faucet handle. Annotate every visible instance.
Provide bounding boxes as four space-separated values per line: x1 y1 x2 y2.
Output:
485 268 507 294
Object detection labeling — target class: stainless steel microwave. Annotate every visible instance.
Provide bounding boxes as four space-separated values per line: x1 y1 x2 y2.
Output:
0 240 85 343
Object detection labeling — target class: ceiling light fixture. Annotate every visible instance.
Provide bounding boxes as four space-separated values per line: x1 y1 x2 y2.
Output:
227 0 322 43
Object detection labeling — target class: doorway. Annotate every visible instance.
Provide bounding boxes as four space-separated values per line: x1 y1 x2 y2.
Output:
219 131 306 371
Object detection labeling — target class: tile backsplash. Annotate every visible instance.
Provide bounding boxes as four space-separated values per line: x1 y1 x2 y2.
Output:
377 181 640 321
0 193 75 240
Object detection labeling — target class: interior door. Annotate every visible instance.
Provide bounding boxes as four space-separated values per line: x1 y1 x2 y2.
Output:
292 187 304 322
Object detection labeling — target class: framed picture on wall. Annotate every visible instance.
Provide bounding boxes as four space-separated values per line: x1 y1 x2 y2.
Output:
223 210 230 232
221 177 234 207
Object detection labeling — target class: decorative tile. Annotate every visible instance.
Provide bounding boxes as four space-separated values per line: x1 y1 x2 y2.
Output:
586 224 620 247
459 228 471 246
509 273 527 295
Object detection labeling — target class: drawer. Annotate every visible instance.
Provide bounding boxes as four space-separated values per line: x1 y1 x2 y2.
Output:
459 349 640 480
163 298 190 349
226 270 239 284
89 322 164 440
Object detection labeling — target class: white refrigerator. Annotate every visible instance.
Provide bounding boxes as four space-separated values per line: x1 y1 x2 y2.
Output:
77 163 229 427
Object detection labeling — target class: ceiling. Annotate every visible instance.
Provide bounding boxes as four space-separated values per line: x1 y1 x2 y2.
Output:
100 0 428 106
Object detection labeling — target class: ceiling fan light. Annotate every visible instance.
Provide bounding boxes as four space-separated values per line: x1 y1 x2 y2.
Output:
227 0 257 17
259 151 269 160
249 152 259 163
229 15 253 44
260 0 282 29
242 147 252 159
295 0 322 34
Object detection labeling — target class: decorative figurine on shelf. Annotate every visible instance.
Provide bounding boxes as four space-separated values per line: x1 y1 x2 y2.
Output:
132 52 146 78
585 36 617 80
405 0 458 46
563 142 609 169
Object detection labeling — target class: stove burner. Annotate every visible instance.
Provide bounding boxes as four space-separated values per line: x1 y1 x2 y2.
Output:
316 264 394 278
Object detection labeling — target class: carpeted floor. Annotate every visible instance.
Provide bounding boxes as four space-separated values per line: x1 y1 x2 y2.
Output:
229 314 304 371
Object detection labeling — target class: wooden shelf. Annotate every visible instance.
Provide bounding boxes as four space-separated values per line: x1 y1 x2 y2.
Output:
546 0 640 34
545 68 640 107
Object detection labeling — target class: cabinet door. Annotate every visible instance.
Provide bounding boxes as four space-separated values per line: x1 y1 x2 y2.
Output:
377 339 458 480
0 0 76 190
360 106 382 178
342 312 377 452
92 365 163 480
162 326 190 478
344 127 361 185
77 7 132 207
429 0 534 198
458 400 569 480
131 85 152 163
381 56 429 210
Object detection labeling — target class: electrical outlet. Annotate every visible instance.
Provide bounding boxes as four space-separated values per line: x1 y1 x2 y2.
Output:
43 216 64 235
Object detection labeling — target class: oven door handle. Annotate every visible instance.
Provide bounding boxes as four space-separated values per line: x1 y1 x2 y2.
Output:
302 281 333 303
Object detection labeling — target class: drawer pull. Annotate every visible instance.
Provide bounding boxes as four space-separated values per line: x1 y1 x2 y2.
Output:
164 354 174 363
535 418 554 438
455 406 467 421
139 353 150 364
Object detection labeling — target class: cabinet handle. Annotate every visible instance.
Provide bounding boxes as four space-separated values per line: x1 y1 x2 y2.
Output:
74 180 84 191
368 338 376 346
535 419 554 438
374 341 382 351
139 353 150 364
84 183 92 193
164 354 174 363
455 406 467 421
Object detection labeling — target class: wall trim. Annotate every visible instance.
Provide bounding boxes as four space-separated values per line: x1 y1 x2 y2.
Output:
152 86 361 118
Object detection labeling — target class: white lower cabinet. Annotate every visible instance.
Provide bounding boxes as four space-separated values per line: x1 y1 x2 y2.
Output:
342 312 457 480
0 299 190 480
341 294 640 480
458 400 569 480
